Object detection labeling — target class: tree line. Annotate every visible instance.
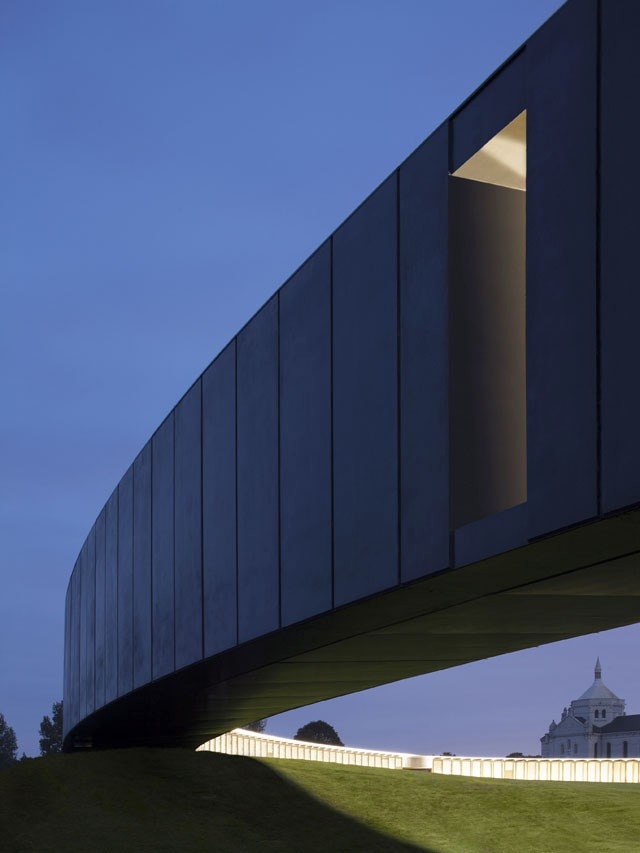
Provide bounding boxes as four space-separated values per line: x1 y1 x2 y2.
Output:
0 701 62 767
1 706 343 768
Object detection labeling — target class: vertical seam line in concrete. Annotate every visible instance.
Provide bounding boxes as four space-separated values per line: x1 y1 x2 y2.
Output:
330 234 335 610
131 466 135 691
115 487 119 701
103 516 107 702
93 526 96 715
79 560 82 724
396 168 402 586
149 444 154 685
172 412 176 671
151 441 156 680
200 378 205 660
64 586 68 736
234 338 240 645
277 292 282 628
595 0 602 517
104 516 107 700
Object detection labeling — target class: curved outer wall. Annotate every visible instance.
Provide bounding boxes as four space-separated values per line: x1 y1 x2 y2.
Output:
64 0 640 749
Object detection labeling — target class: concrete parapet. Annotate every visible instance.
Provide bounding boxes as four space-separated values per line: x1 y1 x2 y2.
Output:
432 755 640 784
198 730 640 783
197 728 429 771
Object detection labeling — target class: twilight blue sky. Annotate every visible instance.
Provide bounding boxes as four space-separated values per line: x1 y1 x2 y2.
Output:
3 0 639 758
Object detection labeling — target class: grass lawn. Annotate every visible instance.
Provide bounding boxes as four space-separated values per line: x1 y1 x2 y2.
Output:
272 757 640 853
1 749 639 852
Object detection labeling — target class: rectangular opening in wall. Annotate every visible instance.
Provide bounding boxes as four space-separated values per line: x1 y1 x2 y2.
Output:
449 111 527 529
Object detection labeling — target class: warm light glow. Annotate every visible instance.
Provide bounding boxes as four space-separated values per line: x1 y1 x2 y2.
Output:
454 111 526 191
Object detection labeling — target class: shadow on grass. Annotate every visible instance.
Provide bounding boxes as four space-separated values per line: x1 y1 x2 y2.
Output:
0 749 434 852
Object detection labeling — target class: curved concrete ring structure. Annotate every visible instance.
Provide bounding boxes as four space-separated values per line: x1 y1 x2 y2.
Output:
65 0 640 750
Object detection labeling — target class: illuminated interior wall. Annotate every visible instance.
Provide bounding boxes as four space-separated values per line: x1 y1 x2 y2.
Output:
449 113 527 529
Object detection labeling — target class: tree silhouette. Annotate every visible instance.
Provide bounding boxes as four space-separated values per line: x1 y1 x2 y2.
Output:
294 720 343 746
39 701 63 755
243 719 267 733
0 713 18 768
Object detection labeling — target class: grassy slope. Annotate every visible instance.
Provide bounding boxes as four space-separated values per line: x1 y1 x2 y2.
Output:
273 758 640 853
0 749 638 852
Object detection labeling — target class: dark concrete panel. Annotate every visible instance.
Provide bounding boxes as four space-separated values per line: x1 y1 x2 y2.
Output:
84 528 96 716
69 563 81 731
455 503 527 568
449 178 526 529
399 125 450 581
280 243 332 624
78 545 88 720
526 0 598 537
601 1 640 512
174 381 203 669
333 176 398 605
133 443 152 688
452 53 525 171
94 509 106 710
237 297 279 642
104 489 118 704
117 466 133 696
63 583 71 734
65 572 73 732
152 415 175 679
202 343 237 656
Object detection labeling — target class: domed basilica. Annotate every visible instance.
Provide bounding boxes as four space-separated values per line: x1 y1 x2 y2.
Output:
540 659 640 758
